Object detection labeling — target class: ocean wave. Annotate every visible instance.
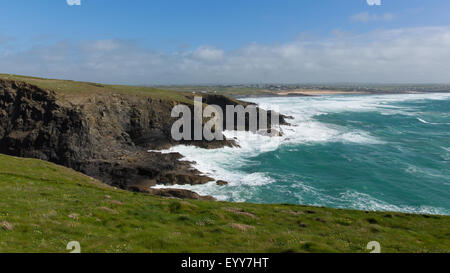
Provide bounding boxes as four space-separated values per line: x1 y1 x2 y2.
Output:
153 170 275 203
417 117 450 125
151 134 277 201
338 190 450 215
247 92 450 119
279 119 384 145
442 147 450 161
291 186 450 215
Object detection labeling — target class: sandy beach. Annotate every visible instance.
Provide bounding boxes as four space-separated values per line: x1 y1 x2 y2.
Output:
276 89 370 96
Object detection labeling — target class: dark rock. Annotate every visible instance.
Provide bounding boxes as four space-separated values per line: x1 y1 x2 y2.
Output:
216 180 229 186
144 188 216 201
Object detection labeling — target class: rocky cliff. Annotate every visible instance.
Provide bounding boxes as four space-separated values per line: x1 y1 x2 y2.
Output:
0 79 287 199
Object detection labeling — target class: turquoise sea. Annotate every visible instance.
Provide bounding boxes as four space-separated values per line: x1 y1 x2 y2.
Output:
158 93 450 215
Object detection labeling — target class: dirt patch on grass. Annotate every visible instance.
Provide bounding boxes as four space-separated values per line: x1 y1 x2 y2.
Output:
283 210 304 216
180 201 199 208
231 223 256 232
109 200 124 205
68 213 79 221
1 221 14 231
99 207 118 214
224 207 256 218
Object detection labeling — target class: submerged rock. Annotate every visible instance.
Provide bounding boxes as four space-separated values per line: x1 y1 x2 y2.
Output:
257 128 283 137
216 180 229 186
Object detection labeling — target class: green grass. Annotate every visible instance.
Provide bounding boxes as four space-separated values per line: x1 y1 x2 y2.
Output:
0 154 449 253
155 85 273 97
0 73 193 104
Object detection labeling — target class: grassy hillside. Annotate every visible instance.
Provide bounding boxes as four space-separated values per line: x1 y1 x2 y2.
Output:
0 153 448 253
0 73 271 98
0 73 193 104
156 85 272 97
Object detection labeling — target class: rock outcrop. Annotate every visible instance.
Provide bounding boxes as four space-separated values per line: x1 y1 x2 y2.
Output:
0 79 286 200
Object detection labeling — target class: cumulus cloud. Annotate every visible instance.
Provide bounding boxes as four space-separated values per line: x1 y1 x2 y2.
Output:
193 46 224 62
351 12 394 23
1 27 450 84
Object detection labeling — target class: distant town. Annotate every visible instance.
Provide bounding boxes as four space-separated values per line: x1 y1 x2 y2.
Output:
155 83 450 97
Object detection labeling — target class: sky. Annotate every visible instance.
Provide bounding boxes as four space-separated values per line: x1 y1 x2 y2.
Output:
1 0 450 84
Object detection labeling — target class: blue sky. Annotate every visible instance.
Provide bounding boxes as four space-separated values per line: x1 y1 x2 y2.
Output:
1 0 450 84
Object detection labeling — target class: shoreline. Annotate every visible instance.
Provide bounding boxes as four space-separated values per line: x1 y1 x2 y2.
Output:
276 90 370 96
232 90 450 99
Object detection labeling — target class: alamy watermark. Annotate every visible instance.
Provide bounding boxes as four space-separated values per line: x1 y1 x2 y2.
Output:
367 241 381 253
66 0 81 6
65 240 381 253
367 0 382 6
67 241 81 253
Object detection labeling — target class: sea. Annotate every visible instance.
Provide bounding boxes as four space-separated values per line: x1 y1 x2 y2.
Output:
155 92 450 215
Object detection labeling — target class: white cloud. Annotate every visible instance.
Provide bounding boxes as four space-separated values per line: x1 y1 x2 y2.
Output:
367 0 382 6
66 0 81 6
1 27 450 84
193 46 224 62
351 12 394 23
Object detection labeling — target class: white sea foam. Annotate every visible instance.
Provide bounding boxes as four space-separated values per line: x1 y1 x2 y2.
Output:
151 131 280 201
417 118 431 124
290 184 450 215
337 190 450 215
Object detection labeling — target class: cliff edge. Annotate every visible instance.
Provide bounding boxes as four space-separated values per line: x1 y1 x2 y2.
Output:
0 77 287 200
